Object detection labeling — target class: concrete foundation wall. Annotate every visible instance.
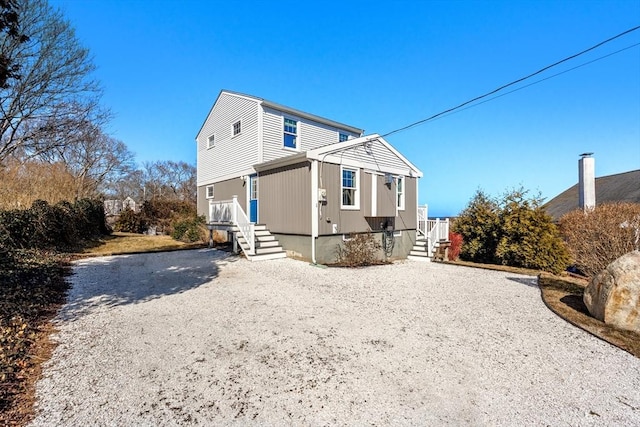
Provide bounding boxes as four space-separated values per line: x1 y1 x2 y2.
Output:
274 230 417 265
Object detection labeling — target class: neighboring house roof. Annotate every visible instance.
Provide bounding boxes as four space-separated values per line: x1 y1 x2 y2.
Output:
253 134 423 178
196 90 365 139
544 169 640 220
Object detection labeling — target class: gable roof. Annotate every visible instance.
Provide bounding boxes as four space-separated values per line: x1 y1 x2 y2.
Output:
196 90 365 139
544 169 640 220
254 134 423 178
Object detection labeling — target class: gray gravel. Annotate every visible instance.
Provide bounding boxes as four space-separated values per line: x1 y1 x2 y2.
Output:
30 249 640 426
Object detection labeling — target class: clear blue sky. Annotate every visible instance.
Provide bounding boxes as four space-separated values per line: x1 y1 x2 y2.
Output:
50 0 640 217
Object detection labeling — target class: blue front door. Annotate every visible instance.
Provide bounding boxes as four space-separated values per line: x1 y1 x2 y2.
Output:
249 174 258 223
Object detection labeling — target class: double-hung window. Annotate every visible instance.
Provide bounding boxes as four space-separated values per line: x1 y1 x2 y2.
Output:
283 118 297 149
341 167 359 209
396 176 405 210
207 134 215 148
232 120 241 136
206 185 214 199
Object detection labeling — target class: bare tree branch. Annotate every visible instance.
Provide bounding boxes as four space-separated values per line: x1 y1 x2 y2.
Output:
0 0 101 163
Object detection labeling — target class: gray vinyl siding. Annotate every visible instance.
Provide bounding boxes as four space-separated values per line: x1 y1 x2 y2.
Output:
262 107 361 163
319 163 370 235
196 93 260 185
331 139 411 173
397 177 417 230
197 177 247 220
315 166 417 235
197 185 208 218
261 107 285 163
376 174 397 217
259 162 311 234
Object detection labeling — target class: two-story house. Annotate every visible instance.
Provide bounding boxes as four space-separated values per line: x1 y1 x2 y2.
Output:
196 90 424 263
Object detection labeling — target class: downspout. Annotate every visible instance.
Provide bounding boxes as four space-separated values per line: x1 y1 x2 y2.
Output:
311 159 319 264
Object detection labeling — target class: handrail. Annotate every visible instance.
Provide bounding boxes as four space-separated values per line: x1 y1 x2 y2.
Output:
417 205 428 237
425 218 449 255
209 196 255 255
231 195 255 255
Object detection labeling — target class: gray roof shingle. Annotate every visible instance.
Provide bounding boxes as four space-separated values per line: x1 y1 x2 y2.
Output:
544 170 640 221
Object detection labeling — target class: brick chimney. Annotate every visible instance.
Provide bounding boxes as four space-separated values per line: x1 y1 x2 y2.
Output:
578 153 595 211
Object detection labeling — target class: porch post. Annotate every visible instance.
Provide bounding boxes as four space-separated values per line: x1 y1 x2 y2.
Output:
311 160 319 264
231 195 238 224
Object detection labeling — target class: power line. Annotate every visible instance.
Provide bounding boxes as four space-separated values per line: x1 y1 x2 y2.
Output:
424 42 640 124
382 25 640 138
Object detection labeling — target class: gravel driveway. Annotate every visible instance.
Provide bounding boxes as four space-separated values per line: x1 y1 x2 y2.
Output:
31 249 640 426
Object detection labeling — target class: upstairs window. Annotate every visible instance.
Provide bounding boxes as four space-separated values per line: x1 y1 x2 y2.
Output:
341 167 359 209
396 176 405 210
339 133 349 142
232 120 241 136
207 134 215 148
206 185 214 199
283 118 297 149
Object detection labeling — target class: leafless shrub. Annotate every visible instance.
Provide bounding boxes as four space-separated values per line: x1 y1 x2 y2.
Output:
0 159 76 209
560 203 640 277
336 232 382 267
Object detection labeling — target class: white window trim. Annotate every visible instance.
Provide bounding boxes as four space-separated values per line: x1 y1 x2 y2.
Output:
396 176 405 211
205 184 214 199
340 166 360 210
232 120 242 137
283 117 299 151
207 134 215 149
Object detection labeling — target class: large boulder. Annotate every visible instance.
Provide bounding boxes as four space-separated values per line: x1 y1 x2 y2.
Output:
583 250 640 333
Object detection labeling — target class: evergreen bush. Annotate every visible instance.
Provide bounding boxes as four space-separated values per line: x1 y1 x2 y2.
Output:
170 215 206 243
454 188 570 274
453 190 500 263
113 207 147 233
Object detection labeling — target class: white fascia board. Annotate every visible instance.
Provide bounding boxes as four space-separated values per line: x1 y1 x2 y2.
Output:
260 100 364 136
307 134 423 178
307 134 380 158
197 167 256 187
323 156 417 177
377 137 424 178
257 103 264 164
195 90 261 140
253 152 308 172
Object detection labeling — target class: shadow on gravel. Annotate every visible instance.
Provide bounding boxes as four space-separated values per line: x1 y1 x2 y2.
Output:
506 276 538 288
59 249 236 320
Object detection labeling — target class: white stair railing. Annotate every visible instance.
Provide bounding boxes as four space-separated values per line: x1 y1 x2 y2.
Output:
426 218 450 255
417 205 428 237
231 195 255 255
208 196 255 255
